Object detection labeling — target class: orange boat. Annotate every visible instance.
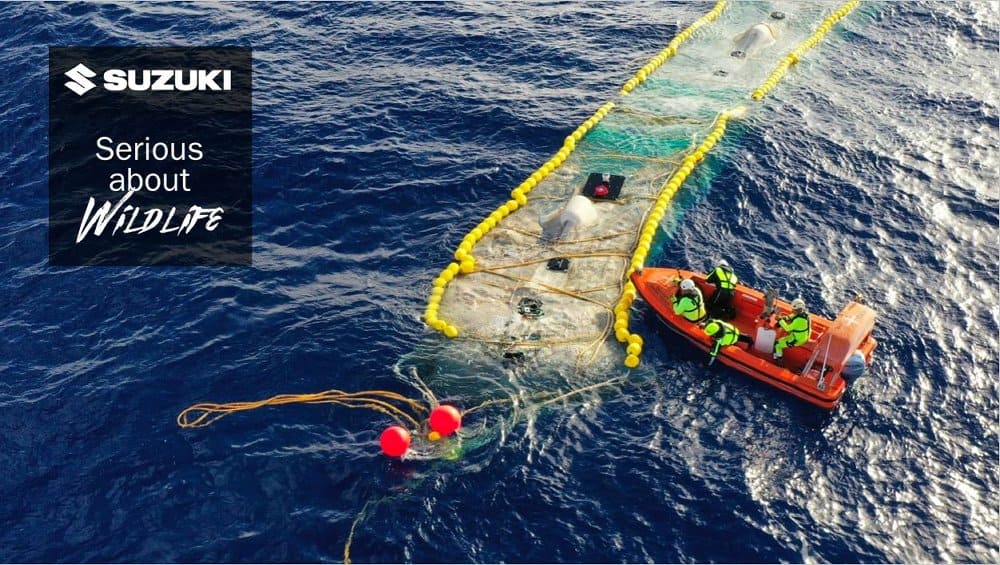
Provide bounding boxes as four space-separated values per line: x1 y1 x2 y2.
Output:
631 268 877 410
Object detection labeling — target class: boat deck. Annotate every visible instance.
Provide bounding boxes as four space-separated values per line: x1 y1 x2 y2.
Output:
633 267 877 409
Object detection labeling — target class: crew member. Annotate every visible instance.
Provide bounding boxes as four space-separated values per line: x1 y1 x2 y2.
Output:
706 259 738 319
672 279 707 323
701 318 753 365
774 298 811 360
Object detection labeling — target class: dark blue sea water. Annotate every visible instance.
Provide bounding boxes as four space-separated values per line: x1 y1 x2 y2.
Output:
1 2 997 563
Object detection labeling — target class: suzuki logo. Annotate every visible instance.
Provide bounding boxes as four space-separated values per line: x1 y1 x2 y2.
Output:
63 63 233 95
64 63 97 96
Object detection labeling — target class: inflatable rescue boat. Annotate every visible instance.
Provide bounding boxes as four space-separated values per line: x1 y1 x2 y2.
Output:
632 267 876 409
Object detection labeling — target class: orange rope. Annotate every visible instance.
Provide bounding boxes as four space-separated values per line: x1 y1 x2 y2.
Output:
177 389 427 429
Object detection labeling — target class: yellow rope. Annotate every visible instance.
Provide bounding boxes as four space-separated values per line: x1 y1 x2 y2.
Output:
477 269 618 311
177 390 426 430
474 276 620 297
462 376 627 415
406 365 439 407
571 283 624 295
458 335 604 348
472 251 630 274
344 499 373 565
496 225 543 238
462 396 518 416
539 376 627 407
577 311 615 369
553 230 637 245
482 225 636 245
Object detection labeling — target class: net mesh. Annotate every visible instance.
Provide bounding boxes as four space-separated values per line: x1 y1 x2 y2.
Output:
422 1 844 399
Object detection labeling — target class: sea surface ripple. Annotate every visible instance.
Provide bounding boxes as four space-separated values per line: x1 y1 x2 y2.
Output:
0 2 996 563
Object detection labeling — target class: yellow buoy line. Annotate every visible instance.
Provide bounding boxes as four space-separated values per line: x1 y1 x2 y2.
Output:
620 0 728 96
751 0 861 101
178 2 868 430
424 101 615 338
425 0 730 339
613 110 734 367
612 1 863 367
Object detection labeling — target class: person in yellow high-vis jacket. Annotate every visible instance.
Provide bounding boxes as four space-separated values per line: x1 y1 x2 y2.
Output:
774 298 811 360
700 318 753 365
672 278 707 323
706 259 738 319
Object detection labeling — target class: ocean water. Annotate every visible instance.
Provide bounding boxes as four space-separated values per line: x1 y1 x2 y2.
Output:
1 2 997 563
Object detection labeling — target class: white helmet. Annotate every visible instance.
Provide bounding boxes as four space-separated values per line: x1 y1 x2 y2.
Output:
680 279 696 292
717 259 730 269
791 298 806 312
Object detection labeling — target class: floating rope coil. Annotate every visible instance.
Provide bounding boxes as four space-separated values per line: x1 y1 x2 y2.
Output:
177 389 427 430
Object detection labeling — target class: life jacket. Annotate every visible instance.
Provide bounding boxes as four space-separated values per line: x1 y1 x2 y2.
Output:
704 319 740 346
711 265 737 290
672 289 706 322
779 312 811 345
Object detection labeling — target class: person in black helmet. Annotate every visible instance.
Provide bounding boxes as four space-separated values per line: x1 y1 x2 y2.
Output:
705 259 738 319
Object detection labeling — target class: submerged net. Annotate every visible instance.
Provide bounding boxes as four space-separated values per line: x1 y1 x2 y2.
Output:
177 1 864 449
421 1 846 402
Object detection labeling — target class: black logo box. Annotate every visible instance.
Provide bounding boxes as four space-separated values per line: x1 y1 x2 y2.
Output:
49 47 252 266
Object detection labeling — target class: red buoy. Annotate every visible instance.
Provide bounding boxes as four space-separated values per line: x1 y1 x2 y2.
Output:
594 184 609 197
429 405 462 436
380 426 411 457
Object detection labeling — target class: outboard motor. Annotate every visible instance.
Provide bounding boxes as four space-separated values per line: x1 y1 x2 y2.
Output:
842 350 868 380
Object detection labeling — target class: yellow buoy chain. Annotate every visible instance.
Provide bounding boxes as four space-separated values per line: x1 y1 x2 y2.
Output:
426 1 730 339
620 0 728 96
427 0 859 367
751 0 861 101
611 110 733 367
425 101 616 337
614 1 861 367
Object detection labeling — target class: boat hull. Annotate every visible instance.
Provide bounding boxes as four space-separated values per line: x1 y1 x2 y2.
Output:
632 268 877 410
